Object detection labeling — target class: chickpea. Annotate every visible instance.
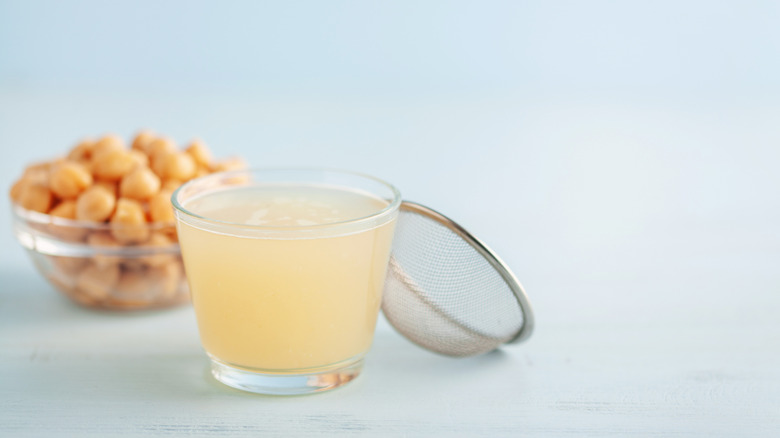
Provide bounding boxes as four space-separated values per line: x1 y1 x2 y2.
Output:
67 139 94 162
87 231 122 268
169 152 197 181
49 199 88 241
18 183 53 213
185 139 212 167
164 229 178 243
149 261 183 298
92 149 137 181
22 165 50 187
146 137 176 160
91 134 124 159
50 200 76 218
149 189 175 223
115 270 152 297
128 149 149 168
49 255 88 275
161 178 184 193
157 223 179 242
131 130 155 154
9 179 26 202
76 185 116 222
49 161 92 198
76 262 120 300
119 258 146 271
25 160 52 173
94 180 119 197
110 198 150 244
141 232 175 268
210 156 247 173
155 152 196 181
51 158 68 168
120 166 160 200
112 265 157 307
50 266 98 303
50 200 77 218
70 289 101 306
150 152 168 178
87 231 119 247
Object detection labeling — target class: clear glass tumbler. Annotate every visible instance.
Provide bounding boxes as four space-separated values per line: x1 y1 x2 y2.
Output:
172 168 401 395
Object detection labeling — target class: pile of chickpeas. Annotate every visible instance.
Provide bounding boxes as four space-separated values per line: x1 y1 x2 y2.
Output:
9 131 245 310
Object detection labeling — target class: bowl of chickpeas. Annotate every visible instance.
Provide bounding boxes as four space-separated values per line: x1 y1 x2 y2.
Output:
9 131 245 310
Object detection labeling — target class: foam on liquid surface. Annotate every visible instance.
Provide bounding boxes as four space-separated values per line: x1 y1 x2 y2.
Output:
184 184 387 227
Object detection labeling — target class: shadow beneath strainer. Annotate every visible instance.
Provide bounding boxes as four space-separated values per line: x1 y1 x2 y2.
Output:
365 322 524 394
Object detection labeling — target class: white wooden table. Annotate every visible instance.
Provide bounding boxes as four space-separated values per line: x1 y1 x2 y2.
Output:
1 92 779 436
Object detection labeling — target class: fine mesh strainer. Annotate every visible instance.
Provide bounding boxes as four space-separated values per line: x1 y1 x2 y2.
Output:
382 201 534 357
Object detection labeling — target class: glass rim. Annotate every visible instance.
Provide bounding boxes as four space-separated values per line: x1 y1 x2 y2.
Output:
171 167 402 230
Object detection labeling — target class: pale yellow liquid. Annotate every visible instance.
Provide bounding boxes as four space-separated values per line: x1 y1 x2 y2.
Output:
177 184 396 371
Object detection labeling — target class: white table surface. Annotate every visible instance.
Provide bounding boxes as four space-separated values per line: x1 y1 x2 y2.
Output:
1 89 779 437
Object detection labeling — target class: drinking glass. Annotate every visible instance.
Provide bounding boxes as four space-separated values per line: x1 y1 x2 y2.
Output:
172 168 400 395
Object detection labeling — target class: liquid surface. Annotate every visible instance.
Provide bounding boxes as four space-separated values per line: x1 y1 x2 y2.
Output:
177 183 397 371
184 184 388 227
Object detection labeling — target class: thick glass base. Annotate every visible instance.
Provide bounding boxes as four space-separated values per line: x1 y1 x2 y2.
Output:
209 355 364 395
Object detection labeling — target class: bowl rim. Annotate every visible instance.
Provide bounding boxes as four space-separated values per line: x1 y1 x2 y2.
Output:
11 202 181 255
11 202 177 232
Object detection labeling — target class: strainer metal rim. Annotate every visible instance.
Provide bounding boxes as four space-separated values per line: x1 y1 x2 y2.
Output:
394 201 535 345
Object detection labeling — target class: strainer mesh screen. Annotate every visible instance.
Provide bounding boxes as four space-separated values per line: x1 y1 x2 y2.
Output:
381 206 524 357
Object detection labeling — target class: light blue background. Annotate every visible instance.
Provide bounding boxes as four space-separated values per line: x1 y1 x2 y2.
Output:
2 1 779 99
1 0 779 327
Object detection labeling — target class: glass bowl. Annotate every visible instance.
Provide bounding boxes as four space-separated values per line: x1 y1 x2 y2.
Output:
11 203 189 310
